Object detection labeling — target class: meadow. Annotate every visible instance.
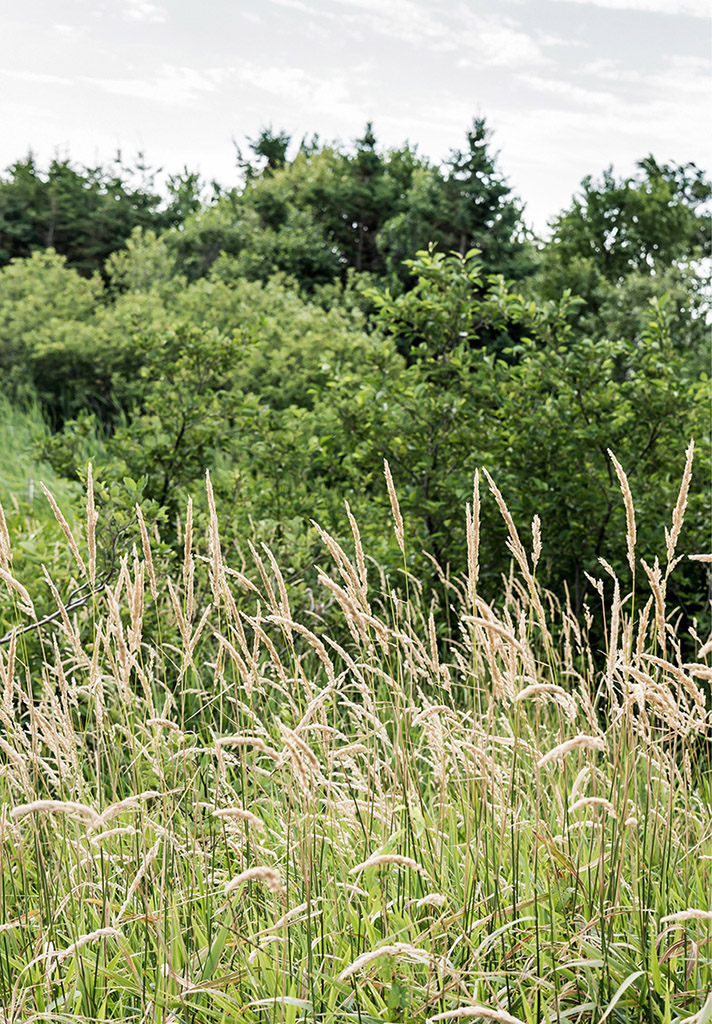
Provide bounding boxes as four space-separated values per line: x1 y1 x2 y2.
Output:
0 446 709 1023
0 125 710 1023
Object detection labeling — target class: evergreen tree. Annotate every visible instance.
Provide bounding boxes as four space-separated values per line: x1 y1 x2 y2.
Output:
0 154 196 276
379 119 531 283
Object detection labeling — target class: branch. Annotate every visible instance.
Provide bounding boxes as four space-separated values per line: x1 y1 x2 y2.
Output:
0 519 128 645
0 574 112 644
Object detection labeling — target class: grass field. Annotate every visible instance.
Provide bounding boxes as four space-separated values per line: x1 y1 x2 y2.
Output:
0 451 709 1023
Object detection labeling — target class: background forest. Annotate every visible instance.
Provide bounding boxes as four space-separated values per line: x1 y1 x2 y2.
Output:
0 120 709 637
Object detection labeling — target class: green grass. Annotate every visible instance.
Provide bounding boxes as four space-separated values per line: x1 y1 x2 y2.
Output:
0 398 78 510
0 457 709 1023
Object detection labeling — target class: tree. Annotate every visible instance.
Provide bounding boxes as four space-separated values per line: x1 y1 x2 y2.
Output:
236 126 292 180
246 125 421 279
0 155 46 264
488 302 708 616
0 250 104 415
340 123 396 274
162 168 205 227
326 249 708 620
369 244 537 364
325 249 545 571
162 122 532 291
441 118 528 273
544 158 711 284
530 156 711 384
378 119 532 284
0 154 201 276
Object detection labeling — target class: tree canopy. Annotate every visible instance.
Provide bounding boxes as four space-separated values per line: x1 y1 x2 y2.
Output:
543 157 711 284
0 153 203 276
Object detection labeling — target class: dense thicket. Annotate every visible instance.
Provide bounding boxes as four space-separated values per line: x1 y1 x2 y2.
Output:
0 119 709 639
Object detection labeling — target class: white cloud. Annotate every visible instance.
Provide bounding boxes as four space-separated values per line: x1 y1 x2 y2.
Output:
267 0 335 15
659 54 712 90
54 23 88 41
581 53 711 97
262 0 551 64
84 65 223 106
580 58 644 82
517 73 616 106
123 0 167 23
0 0 706 236
1 70 73 86
489 48 712 230
469 15 550 67
549 0 710 17
319 0 457 48
235 63 362 119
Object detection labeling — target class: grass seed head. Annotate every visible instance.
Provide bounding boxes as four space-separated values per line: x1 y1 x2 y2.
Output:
607 449 636 576
538 734 605 769
225 866 283 894
383 460 404 553
337 942 432 981
427 1008 526 1024
350 853 423 874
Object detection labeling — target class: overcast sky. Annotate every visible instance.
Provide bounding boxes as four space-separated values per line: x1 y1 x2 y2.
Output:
1 0 709 233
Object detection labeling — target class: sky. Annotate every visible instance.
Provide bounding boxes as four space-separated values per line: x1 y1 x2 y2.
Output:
1 0 710 234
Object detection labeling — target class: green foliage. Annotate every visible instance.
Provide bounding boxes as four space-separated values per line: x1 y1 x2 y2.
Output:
313 250 542 581
393 117 532 280
29 258 376 590
165 196 344 287
104 227 177 293
489 299 708 613
325 250 709 618
167 119 531 291
0 153 201 277
237 125 292 178
0 124 708 631
0 127 710 1019
0 398 83 638
543 157 711 283
369 245 539 362
101 325 239 517
0 250 104 414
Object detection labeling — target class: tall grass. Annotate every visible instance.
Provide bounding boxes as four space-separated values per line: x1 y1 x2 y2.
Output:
0 398 79 511
0 451 709 1023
